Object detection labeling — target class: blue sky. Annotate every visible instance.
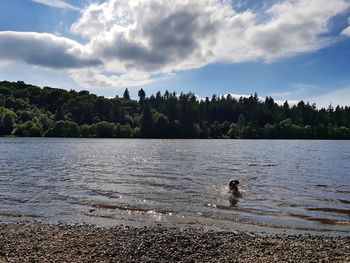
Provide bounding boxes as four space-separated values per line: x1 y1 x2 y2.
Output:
0 0 350 107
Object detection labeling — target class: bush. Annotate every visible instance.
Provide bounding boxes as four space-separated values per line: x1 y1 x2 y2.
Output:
95 121 115 138
0 108 17 135
53 120 80 137
12 121 42 137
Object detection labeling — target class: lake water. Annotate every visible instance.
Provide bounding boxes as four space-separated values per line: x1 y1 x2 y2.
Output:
0 138 349 235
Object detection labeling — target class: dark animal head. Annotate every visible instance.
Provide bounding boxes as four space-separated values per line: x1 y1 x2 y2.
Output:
229 179 240 196
229 180 239 188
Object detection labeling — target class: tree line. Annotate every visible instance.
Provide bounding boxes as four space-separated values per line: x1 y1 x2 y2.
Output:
0 80 349 139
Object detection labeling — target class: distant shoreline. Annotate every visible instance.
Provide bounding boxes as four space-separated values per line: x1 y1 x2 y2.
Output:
1 136 350 140
0 223 349 262
1 81 350 140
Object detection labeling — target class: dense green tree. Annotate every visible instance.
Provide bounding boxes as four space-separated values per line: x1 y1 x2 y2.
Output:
80 124 93 138
154 112 170 138
95 121 115 138
13 121 42 137
237 114 245 138
263 124 278 139
0 95 5 107
54 107 65 121
0 86 12 96
52 120 80 137
228 123 238 139
132 127 141 138
241 124 259 139
140 103 154 138
0 80 350 139
4 97 15 109
0 108 16 135
38 114 54 132
18 110 34 123
120 123 133 138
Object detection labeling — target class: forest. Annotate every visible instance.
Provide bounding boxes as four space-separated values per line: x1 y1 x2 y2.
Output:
0 80 349 139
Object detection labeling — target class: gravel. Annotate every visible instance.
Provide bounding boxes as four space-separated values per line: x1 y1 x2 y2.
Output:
0 223 349 262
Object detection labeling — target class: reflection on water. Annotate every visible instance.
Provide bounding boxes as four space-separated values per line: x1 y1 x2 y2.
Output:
0 138 349 235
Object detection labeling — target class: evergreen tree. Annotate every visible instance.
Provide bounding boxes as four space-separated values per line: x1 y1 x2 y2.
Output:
0 80 350 139
140 103 154 138
237 113 245 138
138 88 146 101
123 88 130 100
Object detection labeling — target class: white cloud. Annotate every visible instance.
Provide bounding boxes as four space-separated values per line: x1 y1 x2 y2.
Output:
2 0 350 87
308 87 350 108
31 0 80 11
271 83 319 99
341 17 350 36
69 0 350 87
69 69 155 88
208 93 299 106
0 31 101 69
274 99 299 106
245 0 349 61
0 62 81 91
342 27 350 36
227 93 300 106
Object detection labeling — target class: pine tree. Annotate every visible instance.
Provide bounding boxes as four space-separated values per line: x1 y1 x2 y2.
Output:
123 88 130 100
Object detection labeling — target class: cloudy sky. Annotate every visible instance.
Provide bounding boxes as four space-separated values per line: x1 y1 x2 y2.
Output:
0 0 350 107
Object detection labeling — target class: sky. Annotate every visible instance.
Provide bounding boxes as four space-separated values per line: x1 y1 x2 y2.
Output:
0 0 350 107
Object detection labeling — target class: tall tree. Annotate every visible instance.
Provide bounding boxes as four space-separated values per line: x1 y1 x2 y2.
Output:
140 103 154 138
123 88 130 100
138 88 146 101
138 88 146 109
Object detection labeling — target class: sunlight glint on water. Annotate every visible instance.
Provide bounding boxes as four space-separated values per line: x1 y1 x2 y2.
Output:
0 138 349 235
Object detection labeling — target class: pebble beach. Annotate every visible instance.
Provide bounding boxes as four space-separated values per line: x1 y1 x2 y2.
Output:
0 224 349 263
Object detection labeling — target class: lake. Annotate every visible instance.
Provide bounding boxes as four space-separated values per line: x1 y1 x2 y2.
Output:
0 138 349 235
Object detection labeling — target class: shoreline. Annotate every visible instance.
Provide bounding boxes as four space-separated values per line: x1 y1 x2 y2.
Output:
1 136 350 140
0 223 349 262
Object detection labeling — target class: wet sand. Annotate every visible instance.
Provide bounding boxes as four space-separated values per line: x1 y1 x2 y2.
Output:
0 223 349 262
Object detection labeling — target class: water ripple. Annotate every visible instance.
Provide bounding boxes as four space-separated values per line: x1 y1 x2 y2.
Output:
0 138 349 235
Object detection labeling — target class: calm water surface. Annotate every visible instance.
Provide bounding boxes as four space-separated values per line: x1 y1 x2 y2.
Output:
0 138 349 235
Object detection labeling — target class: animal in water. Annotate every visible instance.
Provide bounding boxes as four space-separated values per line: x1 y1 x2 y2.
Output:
229 180 241 197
